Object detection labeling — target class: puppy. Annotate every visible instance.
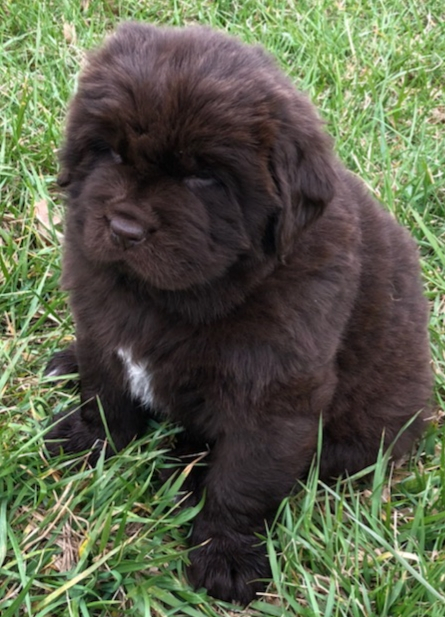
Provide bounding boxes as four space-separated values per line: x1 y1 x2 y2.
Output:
46 23 432 604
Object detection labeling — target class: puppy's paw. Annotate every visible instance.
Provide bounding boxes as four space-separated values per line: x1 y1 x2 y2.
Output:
45 408 106 461
188 524 270 604
45 344 79 387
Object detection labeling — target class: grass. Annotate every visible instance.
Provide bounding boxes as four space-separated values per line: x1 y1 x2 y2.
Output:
1 0 444 615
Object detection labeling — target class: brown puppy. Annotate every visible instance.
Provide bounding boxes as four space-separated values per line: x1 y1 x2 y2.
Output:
46 23 432 604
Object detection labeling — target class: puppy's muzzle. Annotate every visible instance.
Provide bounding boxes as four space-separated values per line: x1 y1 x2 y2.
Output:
109 216 145 250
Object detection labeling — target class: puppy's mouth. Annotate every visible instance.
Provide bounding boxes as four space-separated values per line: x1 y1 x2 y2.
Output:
82 209 248 292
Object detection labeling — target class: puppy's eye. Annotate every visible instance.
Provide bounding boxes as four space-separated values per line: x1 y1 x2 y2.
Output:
89 138 112 155
183 173 216 189
88 138 122 164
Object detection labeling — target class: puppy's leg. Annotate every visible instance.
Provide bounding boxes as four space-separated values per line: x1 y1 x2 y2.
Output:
187 415 319 605
319 407 428 481
46 338 149 461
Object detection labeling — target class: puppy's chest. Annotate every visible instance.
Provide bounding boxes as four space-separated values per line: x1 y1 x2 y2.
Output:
117 347 157 409
115 328 208 417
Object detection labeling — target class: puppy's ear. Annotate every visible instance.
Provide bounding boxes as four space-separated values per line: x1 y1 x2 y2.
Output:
270 95 338 261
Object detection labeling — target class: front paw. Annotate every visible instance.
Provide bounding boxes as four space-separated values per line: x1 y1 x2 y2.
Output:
188 523 270 604
45 408 107 461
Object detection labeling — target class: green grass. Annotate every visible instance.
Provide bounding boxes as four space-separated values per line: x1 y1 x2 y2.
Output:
1 0 444 615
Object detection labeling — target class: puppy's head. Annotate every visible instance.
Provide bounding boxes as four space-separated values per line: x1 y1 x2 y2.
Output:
60 23 337 290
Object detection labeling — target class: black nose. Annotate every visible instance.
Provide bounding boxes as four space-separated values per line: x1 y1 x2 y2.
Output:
109 216 145 250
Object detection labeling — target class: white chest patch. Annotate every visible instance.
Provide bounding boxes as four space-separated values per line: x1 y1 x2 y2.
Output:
117 347 155 408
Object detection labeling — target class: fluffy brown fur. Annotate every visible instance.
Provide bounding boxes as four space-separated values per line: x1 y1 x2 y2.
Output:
46 23 432 604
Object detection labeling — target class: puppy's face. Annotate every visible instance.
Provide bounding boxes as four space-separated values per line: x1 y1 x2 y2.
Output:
60 24 336 290
64 135 253 290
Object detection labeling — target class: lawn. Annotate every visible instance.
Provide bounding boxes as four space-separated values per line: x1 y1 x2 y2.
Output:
1 0 444 615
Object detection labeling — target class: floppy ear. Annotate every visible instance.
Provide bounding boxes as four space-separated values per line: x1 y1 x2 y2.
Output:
269 96 338 261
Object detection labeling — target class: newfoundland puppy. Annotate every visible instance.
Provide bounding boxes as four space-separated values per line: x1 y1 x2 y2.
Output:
46 23 432 604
